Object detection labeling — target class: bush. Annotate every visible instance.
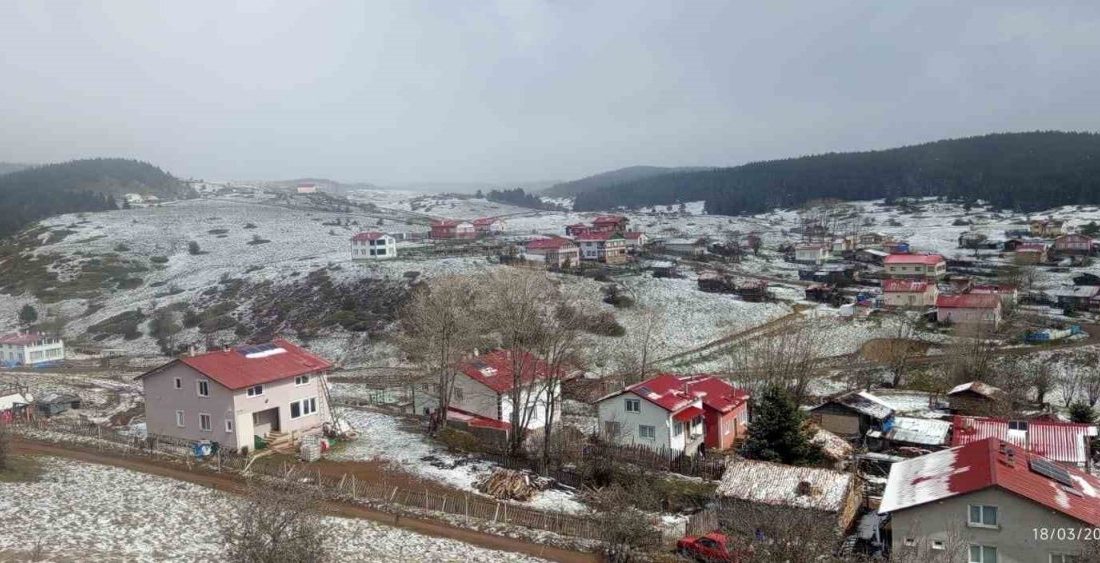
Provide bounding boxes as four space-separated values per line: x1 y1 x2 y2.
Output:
188 241 203 255
150 256 169 264
199 315 237 334
437 427 482 453
88 309 146 340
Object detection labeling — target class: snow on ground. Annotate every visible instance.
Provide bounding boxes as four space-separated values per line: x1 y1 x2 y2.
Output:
0 457 547 562
330 409 588 515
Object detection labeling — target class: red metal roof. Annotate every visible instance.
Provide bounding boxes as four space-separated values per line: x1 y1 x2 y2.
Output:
624 231 645 240
673 406 704 422
431 219 459 227
0 332 50 346
882 279 930 293
472 217 501 226
678 375 750 413
952 416 1097 465
881 437 1100 526
447 407 511 431
525 237 576 250
617 374 698 413
457 349 557 394
350 231 387 242
936 294 1001 309
884 253 945 266
592 215 626 225
140 339 333 390
575 231 624 242
1016 242 1048 252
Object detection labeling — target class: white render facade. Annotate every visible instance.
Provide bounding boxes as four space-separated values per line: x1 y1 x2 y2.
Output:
0 335 64 366
351 235 397 260
596 393 704 453
413 371 560 430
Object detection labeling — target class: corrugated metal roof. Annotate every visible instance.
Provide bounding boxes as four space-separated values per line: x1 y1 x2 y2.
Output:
813 391 894 420
948 381 1005 398
936 294 1001 309
883 416 951 447
884 254 944 265
952 416 1097 465
138 339 332 390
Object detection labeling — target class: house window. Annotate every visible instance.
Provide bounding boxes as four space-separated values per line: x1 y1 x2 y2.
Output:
1051 554 1080 563
638 425 655 439
902 538 916 547
673 422 683 437
225 418 234 433
625 398 640 413
294 375 309 386
174 377 182 389
176 410 185 427
932 540 945 550
196 380 209 397
246 385 264 397
969 545 997 563
376 248 386 256
199 413 212 432
1008 420 1028 431
453 387 464 401
603 421 621 437
290 397 318 419
968 505 998 528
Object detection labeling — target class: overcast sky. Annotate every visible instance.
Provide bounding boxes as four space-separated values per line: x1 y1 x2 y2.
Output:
1 1 1098 186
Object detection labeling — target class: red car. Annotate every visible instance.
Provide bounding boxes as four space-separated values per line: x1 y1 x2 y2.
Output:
676 531 741 562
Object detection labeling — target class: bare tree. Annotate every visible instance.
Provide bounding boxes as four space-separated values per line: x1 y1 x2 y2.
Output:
398 276 485 432
0 423 9 472
533 303 585 468
614 307 668 384
221 481 330 563
876 314 920 387
886 520 971 563
590 485 661 563
1056 366 1083 409
726 321 822 403
940 324 999 386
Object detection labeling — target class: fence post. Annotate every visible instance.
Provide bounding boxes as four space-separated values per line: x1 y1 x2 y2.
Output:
465 494 469 523
493 503 500 522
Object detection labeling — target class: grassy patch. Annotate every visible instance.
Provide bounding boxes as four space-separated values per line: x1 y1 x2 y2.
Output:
0 455 43 483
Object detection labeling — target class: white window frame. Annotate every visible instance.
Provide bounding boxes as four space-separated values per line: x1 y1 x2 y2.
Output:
969 545 997 563
174 377 182 389
902 538 916 547
673 421 683 437
1050 554 1079 563
625 398 640 413
225 417 234 433
294 375 310 386
967 504 998 528
638 424 655 439
175 410 185 427
199 413 212 432
290 397 318 419
196 379 209 397
246 384 264 397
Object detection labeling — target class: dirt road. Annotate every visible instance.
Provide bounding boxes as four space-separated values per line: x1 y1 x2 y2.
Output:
13 439 598 563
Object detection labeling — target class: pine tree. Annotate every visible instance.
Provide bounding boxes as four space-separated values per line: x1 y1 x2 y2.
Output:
740 385 824 466
18 304 37 326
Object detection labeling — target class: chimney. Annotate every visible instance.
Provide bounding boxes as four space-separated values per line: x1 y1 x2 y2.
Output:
188 345 196 357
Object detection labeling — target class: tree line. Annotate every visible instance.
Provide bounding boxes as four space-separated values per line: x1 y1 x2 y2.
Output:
481 188 565 211
572 131 1100 214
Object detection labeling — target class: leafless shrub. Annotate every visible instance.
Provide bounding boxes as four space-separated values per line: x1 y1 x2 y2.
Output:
589 485 662 563
726 321 822 403
221 481 330 563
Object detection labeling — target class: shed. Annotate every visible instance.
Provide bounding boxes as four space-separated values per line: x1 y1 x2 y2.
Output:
866 416 951 451
947 381 1011 416
809 391 895 437
35 392 81 417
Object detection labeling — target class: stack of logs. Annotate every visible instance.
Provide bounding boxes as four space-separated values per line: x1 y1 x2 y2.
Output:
474 468 554 501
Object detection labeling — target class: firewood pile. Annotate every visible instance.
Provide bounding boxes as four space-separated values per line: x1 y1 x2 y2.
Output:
474 468 554 501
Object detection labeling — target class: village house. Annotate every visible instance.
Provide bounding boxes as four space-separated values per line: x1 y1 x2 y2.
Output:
1013 242 1048 265
429 219 476 240
809 391 896 439
947 381 1012 416
414 349 561 433
623 232 647 252
857 232 889 249
1051 285 1100 312
0 384 33 423
794 243 829 264
936 294 1002 329
295 183 318 194
350 231 397 260
136 339 334 453
1053 233 1094 256
565 215 630 237
957 231 988 249
716 460 862 541
595 374 706 456
676 375 750 450
576 231 628 264
0 332 64 367
951 415 1098 467
663 237 708 256
968 284 1018 307
881 279 938 308
853 248 888 265
523 237 580 268
1029 218 1065 238
472 217 505 235
883 240 910 254
880 438 1100 561
830 236 856 254
883 253 946 279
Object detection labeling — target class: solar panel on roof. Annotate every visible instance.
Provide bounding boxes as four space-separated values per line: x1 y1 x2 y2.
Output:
236 342 277 356
1031 457 1074 487
636 386 652 396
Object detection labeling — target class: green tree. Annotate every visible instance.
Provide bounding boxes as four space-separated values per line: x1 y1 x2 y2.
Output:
1069 401 1096 424
739 385 824 466
1082 221 1100 237
18 304 37 326
188 241 202 255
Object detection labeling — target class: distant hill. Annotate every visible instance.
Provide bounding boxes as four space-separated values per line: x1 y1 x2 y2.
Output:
543 166 709 197
572 132 1100 215
0 158 192 238
0 162 32 176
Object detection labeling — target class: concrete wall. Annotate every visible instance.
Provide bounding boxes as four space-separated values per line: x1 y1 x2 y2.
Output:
884 288 937 307
142 363 238 449
0 339 64 365
886 263 946 278
938 306 1002 328
351 237 397 260
890 488 1089 562
231 372 329 445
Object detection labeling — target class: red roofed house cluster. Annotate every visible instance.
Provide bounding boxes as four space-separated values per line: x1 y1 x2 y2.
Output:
880 437 1100 560
563 214 646 258
596 373 749 455
413 349 563 435
523 236 580 268
429 219 477 239
883 253 946 280
137 339 334 453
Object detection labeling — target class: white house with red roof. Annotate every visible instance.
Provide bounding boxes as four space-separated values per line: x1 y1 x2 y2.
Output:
595 374 710 455
472 217 505 235
936 294 1002 328
414 349 561 432
880 438 1100 561
136 339 334 453
576 231 628 264
295 183 317 194
884 253 946 279
0 332 64 367
794 243 829 264
429 219 476 240
523 237 579 268
350 231 397 260
677 375 750 450
881 279 938 308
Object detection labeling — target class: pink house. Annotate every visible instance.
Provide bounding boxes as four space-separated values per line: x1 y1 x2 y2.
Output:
936 294 1002 329
881 279 938 308
472 217 505 235
884 253 946 279
136 339 334 453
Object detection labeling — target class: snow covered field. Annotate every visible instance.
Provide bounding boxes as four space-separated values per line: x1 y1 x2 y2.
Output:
0 457 547 562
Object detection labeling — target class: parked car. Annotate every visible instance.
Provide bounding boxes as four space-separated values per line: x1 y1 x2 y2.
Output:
676 531 744 562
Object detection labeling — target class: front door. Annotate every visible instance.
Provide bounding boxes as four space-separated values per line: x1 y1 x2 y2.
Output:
252 407 280 436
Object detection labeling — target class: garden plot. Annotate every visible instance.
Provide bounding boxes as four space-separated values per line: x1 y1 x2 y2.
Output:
0 457 547 563
329 408 588 514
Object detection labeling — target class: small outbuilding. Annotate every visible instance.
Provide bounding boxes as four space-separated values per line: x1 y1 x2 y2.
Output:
947 381 1011 416
809 391 896 438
